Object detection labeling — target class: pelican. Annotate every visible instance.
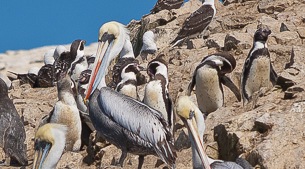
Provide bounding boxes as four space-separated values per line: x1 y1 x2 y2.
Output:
84 21 176 169
176 96 252 169
0 77 28 166
33 123 67 169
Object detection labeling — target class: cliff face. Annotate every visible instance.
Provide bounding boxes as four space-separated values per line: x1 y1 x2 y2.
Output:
1 0 305 168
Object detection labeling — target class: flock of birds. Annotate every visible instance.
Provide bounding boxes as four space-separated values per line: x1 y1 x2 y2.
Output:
0 0 279 168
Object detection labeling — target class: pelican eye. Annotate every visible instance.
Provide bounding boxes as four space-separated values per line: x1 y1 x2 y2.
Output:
100 32 115 43
189 110 195 120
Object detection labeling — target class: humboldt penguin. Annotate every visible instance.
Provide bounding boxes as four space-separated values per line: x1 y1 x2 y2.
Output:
53 39 86 83
48 76 82 151
241 25 278 105
33 123 67 169
143 56 174 135
111 57 143 100
0 78 28 166
187 53 241 116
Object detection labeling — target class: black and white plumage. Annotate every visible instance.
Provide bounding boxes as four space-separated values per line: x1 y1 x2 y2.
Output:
150 0 184 14
176 96 253 169
53 39 86 83
8 67 39 87
0 78 28 166
241 25 277 105
143 56 174 135
171 0 216 46
140 30 158 60
84 21 176 169
111 57 143 100
44 49 56 65
187 53 241 116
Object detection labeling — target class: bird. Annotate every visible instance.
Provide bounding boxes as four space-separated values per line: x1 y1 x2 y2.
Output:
53 39 86 83
44 48 56 65
33 123 67 169
47 76 82 151
187 53 241 116
240 25 278 105
53 45 68 61
8 67 39 87
34 64 54 88
140 30 158 60
0 77 28 166
143 56 174 135
111 57 143 100
150 0 184 14
84 21 176 169
176 96 253 169
171 0 216 46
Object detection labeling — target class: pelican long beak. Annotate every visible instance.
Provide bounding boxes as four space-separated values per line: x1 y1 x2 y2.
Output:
33 141 51 169
84 34 115 103
181 111 211 169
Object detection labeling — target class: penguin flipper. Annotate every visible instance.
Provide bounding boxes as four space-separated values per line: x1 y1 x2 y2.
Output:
221 75 241 102
187 74 196 96
270 64 278 86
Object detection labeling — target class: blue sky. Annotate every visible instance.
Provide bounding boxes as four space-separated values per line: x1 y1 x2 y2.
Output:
0 1 156 53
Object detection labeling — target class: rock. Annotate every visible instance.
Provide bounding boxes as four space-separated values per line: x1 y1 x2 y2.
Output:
253 113 273 135
273 31 302 45
259 16 282 33
206 33 226 49
258 0 288 14
0 63 5 70
224 32 252 51
297 27 305 38
222 15 256 30
280 23 289 32
214 124 243 161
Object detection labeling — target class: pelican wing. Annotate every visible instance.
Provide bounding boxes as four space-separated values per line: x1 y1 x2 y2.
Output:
97 87 176 165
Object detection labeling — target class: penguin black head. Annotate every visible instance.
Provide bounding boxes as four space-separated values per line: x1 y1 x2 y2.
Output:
201 53 236 74
254 25 271 42
147 56 168 80
79 69 92 85
70 39 86 59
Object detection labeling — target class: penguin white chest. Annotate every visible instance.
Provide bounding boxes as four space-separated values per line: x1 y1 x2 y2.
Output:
143 81 167 119
119 84 138 99
246 56 270 95
195 68 223 113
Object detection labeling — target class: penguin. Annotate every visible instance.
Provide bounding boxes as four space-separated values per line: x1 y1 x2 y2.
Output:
241 25 278 105
7 67 39 87
53 39 86 83
0 77 28 166
143 55 174 135
187 53 241 116
46 76 82 151
111 57 144 100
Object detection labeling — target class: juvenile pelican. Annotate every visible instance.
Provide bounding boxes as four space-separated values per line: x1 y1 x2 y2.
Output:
0 78 28 166
84 21 176 169
143 56 174 135
49 76 82 151
33 123 67 169
176 96 252 169
187 53 241 116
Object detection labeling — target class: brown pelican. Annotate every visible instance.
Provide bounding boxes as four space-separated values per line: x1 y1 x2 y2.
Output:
187 53 241 116
150 0 184 14
33 123 67 169
171 0 216 46
241 25 277 105
143 56 174 135
49 76 82 151
84 21 176 168
0 77 28 166
176 96 252 169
